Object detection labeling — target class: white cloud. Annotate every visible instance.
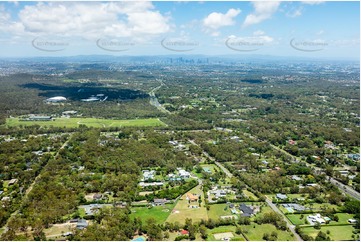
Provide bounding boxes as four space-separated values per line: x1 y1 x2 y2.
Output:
286 7 303 18
1 2 171 40
203 8 241 36
301 1 325 5
227 31 274 45
243 1 280 28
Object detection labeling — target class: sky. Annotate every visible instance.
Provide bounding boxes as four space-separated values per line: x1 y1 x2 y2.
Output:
0 1 359 60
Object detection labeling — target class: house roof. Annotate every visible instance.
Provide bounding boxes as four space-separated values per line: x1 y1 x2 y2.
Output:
186 193 198 201
239 203 253 217
76 219 88 228
154 198 166 203
181 229 189 235
276 193 288 199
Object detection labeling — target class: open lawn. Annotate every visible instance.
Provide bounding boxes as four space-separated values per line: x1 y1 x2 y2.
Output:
241 223 295 241
129 203 175 224
207 226 246 241
208 204 234 220
242 190 258 200
5 117 165 128
330 213 356 225
300 225 357 241
286 214 307 225
166 185 208 224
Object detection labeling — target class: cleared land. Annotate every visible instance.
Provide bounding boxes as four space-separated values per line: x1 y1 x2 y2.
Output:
241 224 295 241
207 204 234 220
213 232 234 240
166 185 208 224
43 222 75 238
300 225 356 240
6 117 165 128
129 204 175 224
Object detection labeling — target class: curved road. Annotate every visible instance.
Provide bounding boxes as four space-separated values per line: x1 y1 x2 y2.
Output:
149 79 170 114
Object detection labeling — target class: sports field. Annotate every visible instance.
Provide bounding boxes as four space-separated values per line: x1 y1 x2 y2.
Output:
5 117 166 128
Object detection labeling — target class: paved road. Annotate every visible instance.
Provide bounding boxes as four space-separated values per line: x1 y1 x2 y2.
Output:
265 197 303 241
148 80 171 114
328 177 360 200
215 161 233 178
269 143 360 201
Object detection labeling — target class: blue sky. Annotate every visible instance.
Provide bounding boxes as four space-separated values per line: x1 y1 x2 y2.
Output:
0 1 359 59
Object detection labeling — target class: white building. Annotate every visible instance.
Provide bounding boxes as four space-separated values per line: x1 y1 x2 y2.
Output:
46 96 67 102
178 169 190 178
308 214 326 224
142 170 156 180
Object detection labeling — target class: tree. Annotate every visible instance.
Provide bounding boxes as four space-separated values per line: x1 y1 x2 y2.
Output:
199 225 208 239
343 200 360 214
271 231 278 239
314 222 321 230
163 231 170 239
146 218 163 241
315 231 328 241
235 226 242 235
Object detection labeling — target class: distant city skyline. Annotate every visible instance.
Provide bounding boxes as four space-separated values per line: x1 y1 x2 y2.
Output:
0 1 359 60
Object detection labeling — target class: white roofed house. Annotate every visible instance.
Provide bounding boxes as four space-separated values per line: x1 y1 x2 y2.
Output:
276 193 288 200
142 170 156 181
46 96 67 103
307 214 326 225
178 169 190 179
8 179 18 186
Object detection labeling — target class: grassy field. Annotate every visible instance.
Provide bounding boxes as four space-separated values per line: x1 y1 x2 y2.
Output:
129 203 175 224
286 214 307 225
330 213 355 225
207 204 234 220
166 185 208 224
6 117 165 128
241 223 295 241
310 203 341 212
43 222 75 238
242 189 258 200
207 226 246 241
300 225 356 240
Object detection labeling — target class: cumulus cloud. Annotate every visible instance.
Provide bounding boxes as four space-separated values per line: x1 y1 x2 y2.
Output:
1 1 171 40
203 8 241 36
226 31 274 48
243 1 280 28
